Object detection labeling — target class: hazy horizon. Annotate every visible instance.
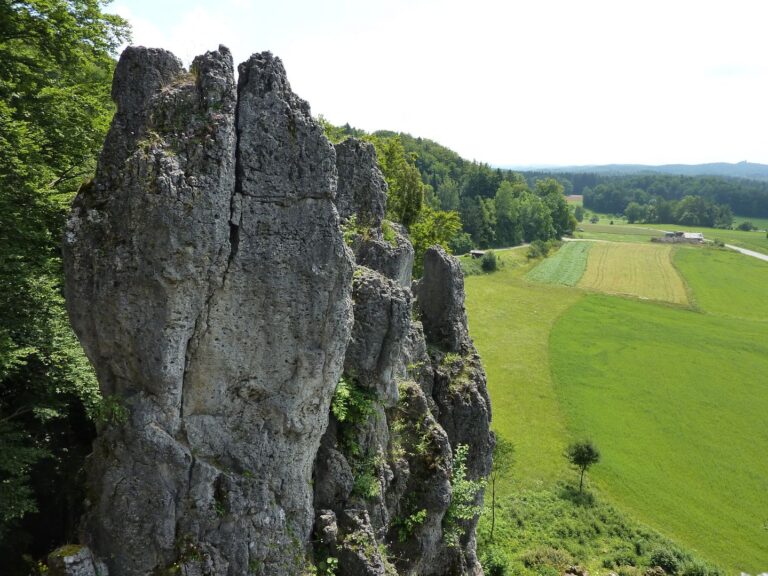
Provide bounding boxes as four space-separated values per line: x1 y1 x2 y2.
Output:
111 0 768 167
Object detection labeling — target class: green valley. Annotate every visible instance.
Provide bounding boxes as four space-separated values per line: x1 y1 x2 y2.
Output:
467 240 768 574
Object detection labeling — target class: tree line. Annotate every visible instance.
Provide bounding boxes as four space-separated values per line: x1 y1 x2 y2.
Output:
527 171 768 219
325 126 577 252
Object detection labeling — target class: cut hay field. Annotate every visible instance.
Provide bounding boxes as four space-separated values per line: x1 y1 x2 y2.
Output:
577 242 689 305
465 241 768 573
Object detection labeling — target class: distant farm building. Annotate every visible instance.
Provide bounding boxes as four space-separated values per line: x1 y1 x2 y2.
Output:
653 231 704 244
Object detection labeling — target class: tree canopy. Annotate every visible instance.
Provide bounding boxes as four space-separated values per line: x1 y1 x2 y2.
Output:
0 1 129 570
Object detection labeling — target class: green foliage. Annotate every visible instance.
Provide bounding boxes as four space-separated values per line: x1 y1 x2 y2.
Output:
527 239 554 260
443 444 486 547
564 440 600 494
380 220 398 246
649 547 684 574
92 395 128 426
377 137 424 228
331 376 374 425
0 2 129 566
351 455 381 500
735 220 755 231
480 250 498 272
409 206 462 276
449 231 474 255
476 486 722 576
396 508 427 542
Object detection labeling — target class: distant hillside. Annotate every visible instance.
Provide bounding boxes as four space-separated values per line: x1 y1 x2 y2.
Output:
506 161 768 181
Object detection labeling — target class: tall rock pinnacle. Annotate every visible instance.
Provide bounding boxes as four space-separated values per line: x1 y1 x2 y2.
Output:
64 46 353 575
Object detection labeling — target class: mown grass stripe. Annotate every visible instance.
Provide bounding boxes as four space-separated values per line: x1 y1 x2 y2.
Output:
526 241 592 286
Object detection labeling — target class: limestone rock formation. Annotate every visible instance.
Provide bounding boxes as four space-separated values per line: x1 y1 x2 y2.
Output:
64 46 352 576
63 45 492 576
309 139 493 575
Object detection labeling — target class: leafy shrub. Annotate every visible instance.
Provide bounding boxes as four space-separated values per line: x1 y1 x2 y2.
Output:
443 444 486 547
381 220 398 246
449 232 474 255
481 545 510 576
681 559 723 576
649 546 683 574
481 250 498 272
520 546 573 570
527 240 550 259
736 221 756 231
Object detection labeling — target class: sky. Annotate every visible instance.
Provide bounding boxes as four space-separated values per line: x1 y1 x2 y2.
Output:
109 0 768 167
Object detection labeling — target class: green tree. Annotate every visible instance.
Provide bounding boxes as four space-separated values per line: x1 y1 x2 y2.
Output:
624 201 646 224
0 0 129 567
565 440 601 494
409 206 462 275
535 178 575 237
574 205 584 223
494 181 524 247
377 137 424 228
489 436 514 540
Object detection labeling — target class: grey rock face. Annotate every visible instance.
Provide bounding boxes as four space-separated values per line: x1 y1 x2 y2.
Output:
314 149 492 575
63 45 491 576
414 246 471 353
64 46 352 576
335 139 387 227
48 546 107 576
345 267 411 407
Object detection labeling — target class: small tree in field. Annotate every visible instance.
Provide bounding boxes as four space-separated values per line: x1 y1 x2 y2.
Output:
565 440 600 494
489 436 515 540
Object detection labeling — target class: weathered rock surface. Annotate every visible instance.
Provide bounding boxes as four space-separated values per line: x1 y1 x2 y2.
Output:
312 139 492 575
48 545 107 576
63 46 491 576
335 139 386 227
64 46 352 576
414 246 471 353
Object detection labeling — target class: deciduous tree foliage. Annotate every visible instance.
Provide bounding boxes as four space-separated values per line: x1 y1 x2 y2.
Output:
0 1 129 568
565 440 601 494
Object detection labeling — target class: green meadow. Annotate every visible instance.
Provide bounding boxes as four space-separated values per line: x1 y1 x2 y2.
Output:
466 241 768 573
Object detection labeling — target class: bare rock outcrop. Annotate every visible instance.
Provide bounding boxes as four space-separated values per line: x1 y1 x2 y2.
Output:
64 46 352 576
311 139 492 575
63 46 491 576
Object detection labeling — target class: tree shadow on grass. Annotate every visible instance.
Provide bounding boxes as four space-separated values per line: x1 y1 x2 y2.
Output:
558 482 596 507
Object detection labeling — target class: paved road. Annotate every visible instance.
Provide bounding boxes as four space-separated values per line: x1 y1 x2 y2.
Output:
724 244 768 263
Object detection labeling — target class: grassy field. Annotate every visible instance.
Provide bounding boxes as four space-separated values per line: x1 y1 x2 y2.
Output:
578 242 689 305
526 241 592 286
577 222 664 243
466 240 768 573
465 248 582 492
549 292 768 573
579 213 768 255
732 216 768 231
675 246 768 320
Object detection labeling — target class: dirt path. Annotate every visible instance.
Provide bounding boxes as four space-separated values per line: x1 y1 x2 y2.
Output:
724 244 768 262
